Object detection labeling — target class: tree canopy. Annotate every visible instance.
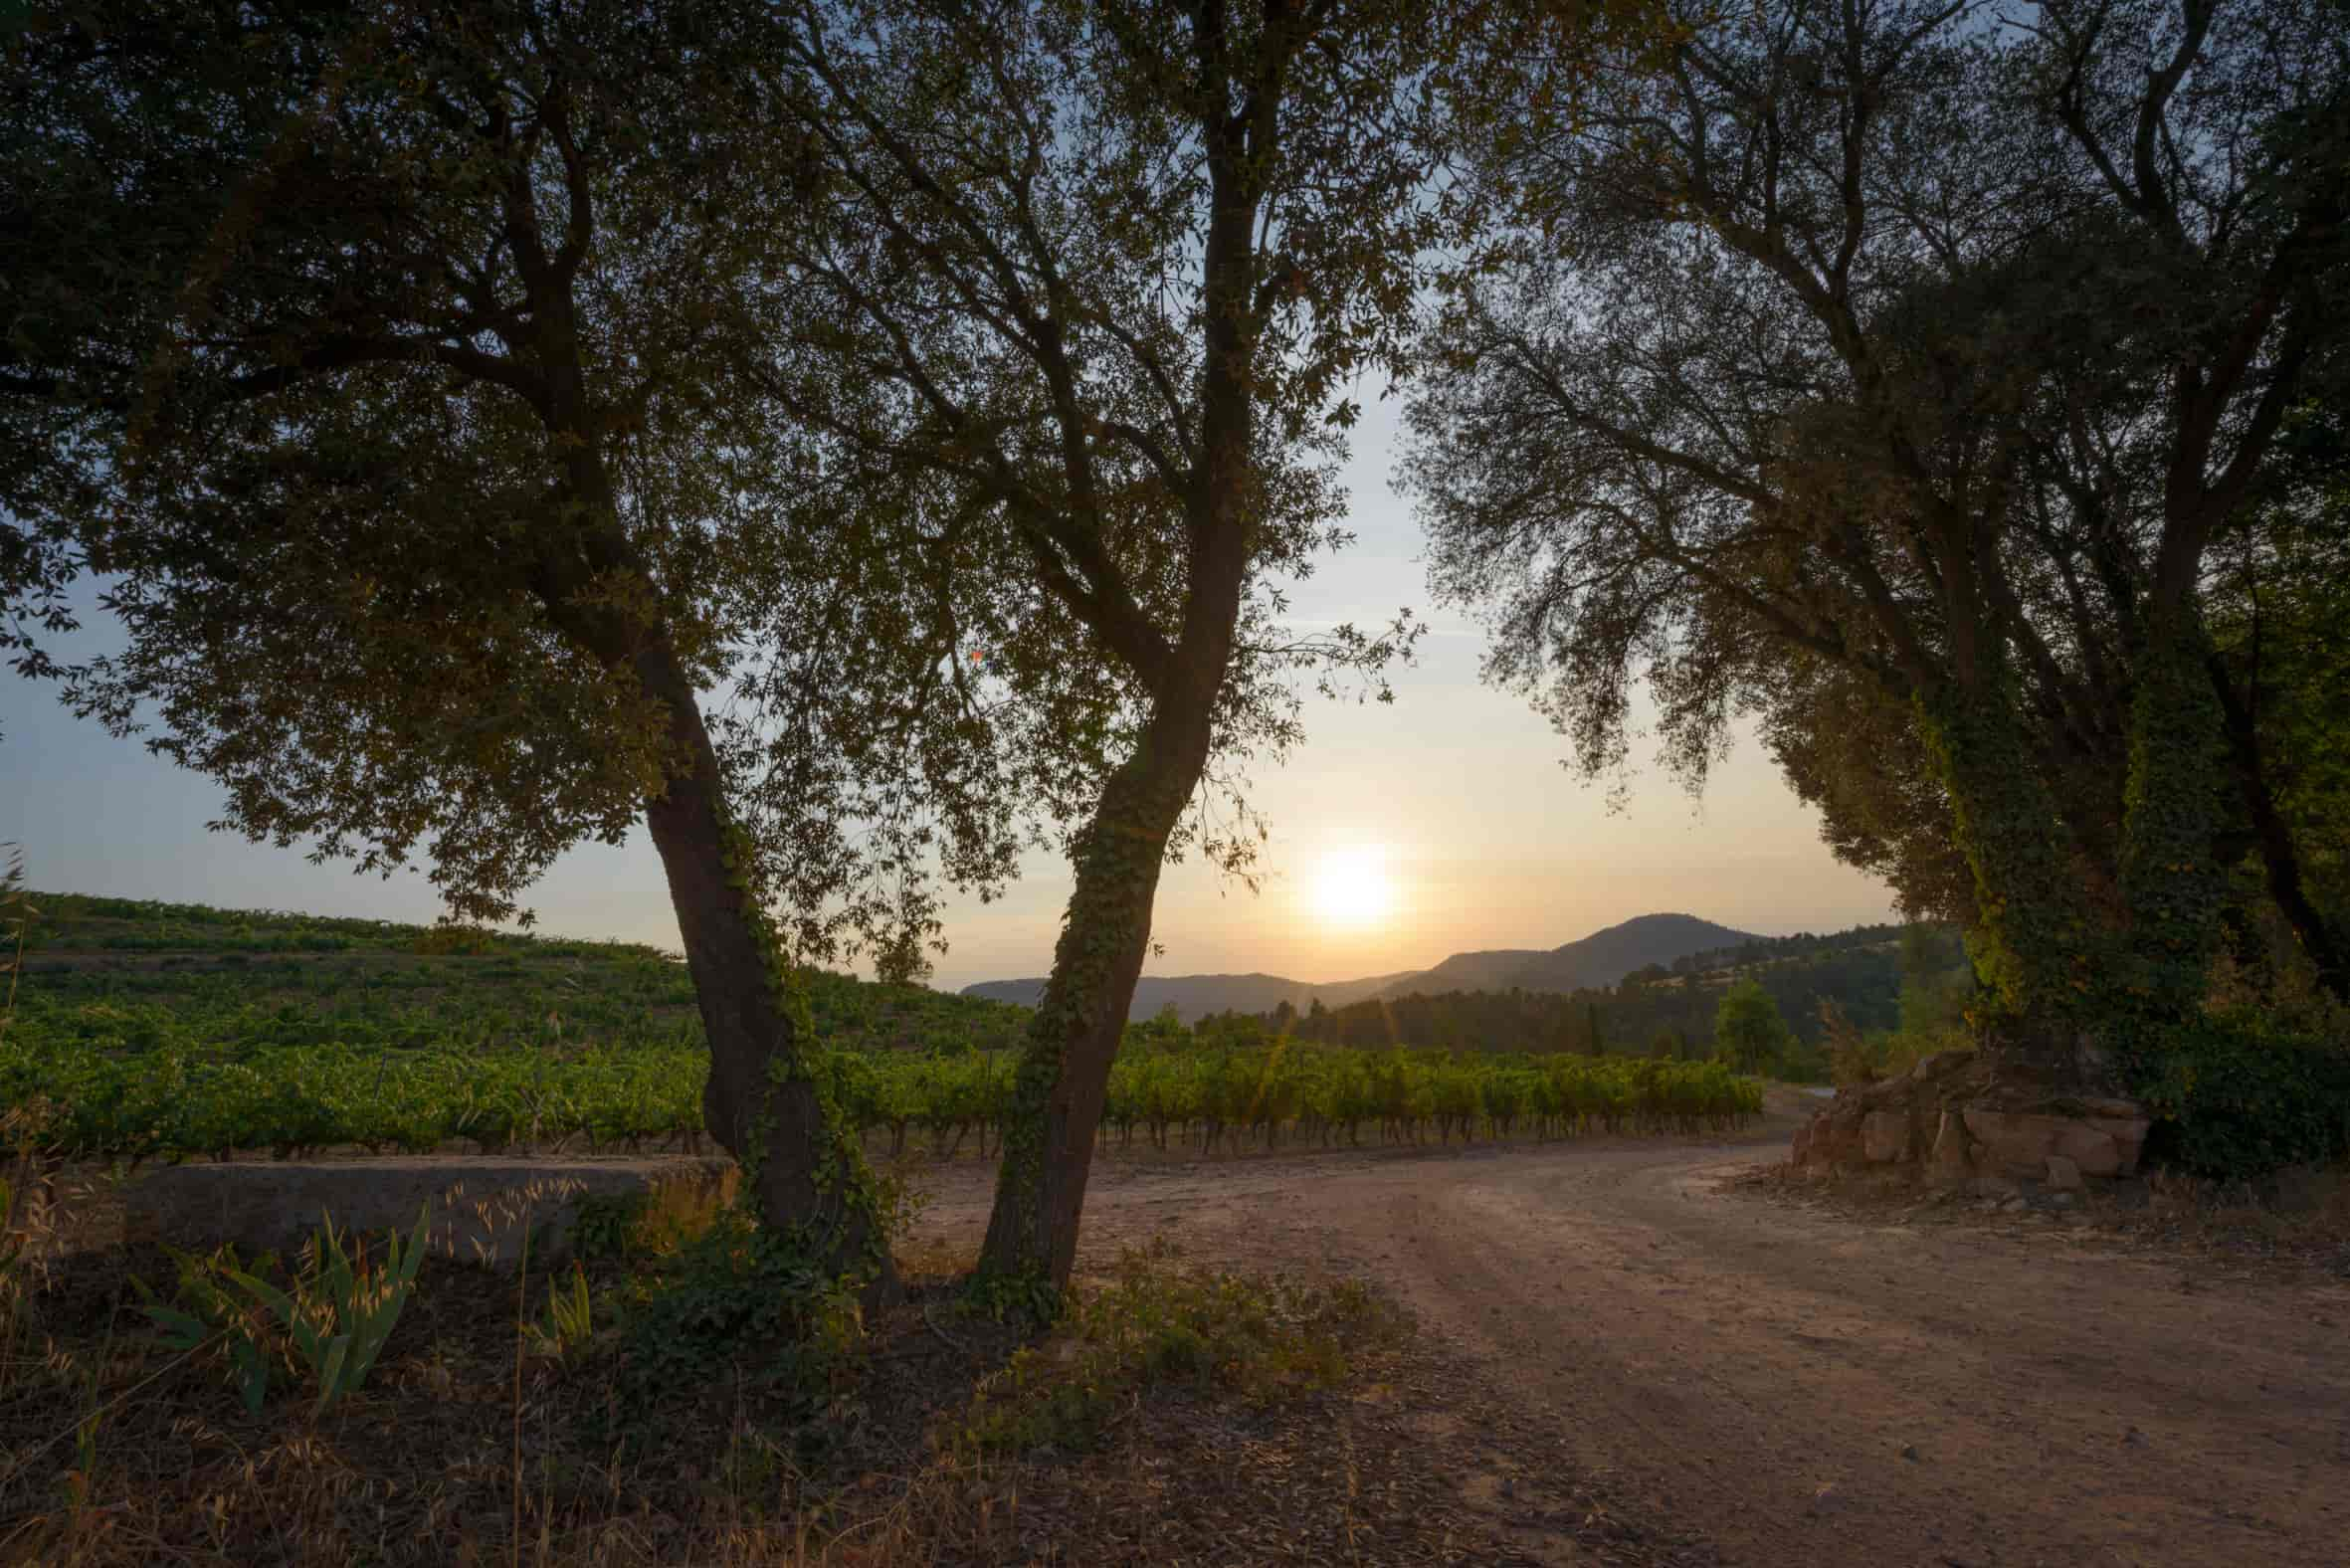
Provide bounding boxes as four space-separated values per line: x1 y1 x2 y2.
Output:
1711 979 1794 1076
747 0 1479 1284
3 0 1670 1291
1406 0 2350 1071
0 0 1095 1280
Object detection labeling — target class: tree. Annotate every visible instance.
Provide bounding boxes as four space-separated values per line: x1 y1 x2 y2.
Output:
1406 0 2350 1086
0 0 1075 1284
1897 924 1974 1054
2200 403 2350 1001
1712 980 1792 1076
748 0 1678 1288
1763 666 1981 929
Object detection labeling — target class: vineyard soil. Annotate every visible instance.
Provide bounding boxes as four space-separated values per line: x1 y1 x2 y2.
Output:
907 1095 2350 1568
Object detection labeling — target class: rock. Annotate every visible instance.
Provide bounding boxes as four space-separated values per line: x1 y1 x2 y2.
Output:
1999 1196 2028 1213
1899 1444 1920 1463
1964 1106 2149 1179
1786 1052 2150 1184
2049 1191 2078 1209
2053 1124 2121 1178
1861 1110 1912 1163
1966 1175 2020 1201
123 1156 734 1272
1926 1113 1974 1181
1961 1108 2056 1176
2044 1154 2083 1191
1790 1052 1983 1175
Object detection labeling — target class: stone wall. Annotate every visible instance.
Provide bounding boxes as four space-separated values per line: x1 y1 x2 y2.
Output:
1791 1051 2150 1192
124 1155 735 1270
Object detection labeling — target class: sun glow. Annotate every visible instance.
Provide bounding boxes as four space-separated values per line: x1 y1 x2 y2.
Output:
1312 846 1396 928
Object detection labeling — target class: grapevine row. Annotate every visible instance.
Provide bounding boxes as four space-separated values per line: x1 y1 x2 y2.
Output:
0 1038 1761 1165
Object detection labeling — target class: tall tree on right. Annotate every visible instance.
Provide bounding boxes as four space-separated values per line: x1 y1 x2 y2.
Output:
1406 0 2349 1090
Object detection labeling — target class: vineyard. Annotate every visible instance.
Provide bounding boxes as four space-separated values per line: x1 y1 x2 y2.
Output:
2 893 1763 1164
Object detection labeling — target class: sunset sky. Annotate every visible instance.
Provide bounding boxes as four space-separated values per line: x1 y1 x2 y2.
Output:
1 400 1895 991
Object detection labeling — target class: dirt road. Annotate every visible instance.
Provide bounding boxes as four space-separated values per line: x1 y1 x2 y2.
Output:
910 1112 2350 1568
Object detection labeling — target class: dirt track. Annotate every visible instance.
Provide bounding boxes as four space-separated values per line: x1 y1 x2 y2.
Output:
911 1106 2350 1568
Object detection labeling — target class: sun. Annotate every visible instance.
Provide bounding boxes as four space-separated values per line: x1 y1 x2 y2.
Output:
1312 846 1395 928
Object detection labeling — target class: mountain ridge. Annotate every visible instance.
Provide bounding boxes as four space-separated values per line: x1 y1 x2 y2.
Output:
957 911 1761 1024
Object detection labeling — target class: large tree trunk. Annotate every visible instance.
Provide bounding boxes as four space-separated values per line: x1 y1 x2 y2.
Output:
634 637 896 1295
975 697 1215 1287
2206 649 2350 1004
535 401 894 1292
2116 606 2232 1021
972 50 1269 1290
1910 610 2242 1089
1913 670 2117 1084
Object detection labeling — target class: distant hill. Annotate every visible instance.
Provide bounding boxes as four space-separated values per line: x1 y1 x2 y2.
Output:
1486 912 1763 994
1374 948 1548 995
959 968 1425 1025
959 911 1762 1023
1284 921 1950 1060
1379 913 1758 998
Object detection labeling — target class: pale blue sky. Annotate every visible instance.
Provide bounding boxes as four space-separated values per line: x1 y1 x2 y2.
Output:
0 402 1894 989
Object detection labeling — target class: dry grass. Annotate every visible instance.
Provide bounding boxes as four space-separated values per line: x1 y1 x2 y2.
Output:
1738 1155 2350 1282
2114 1161 2350 1266
0 1181 1611 1568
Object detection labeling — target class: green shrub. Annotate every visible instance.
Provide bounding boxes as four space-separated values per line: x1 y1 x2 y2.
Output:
133 1244 286 1414
234 1205 430 1416
529 1263 601 1367
2131 1010 2350 1179
137 1208 428 1417
616 1212 866 1406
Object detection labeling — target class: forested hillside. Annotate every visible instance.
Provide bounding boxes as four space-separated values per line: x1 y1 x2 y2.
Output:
1412 912 1759 995
1254 922 1968 1075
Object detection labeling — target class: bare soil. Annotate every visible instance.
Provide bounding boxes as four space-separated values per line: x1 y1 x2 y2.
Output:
907 1099 2350 1568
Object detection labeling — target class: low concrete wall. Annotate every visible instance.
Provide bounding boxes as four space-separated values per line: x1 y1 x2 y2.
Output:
123 1156 735 1270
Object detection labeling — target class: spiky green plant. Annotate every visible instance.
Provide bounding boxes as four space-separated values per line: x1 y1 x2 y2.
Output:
218 1205 432 1417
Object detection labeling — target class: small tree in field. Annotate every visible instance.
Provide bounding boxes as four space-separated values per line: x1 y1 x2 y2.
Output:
1713 981 1793 1077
